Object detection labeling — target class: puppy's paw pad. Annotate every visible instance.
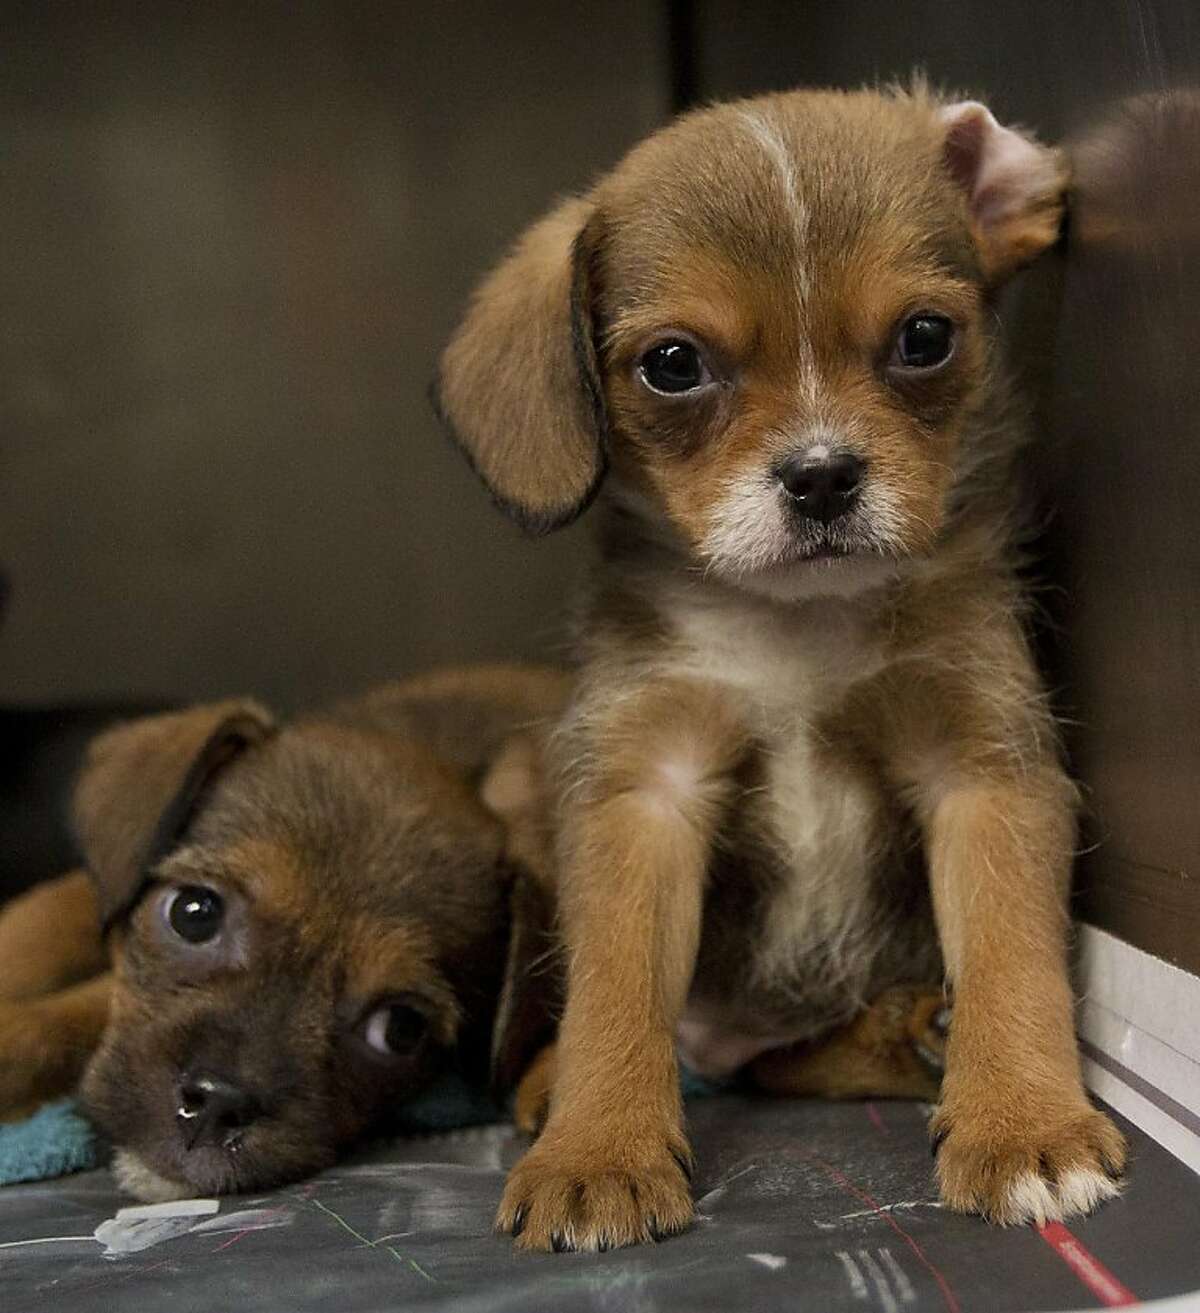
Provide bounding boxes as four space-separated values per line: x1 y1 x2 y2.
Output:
496 1136 694 1252
933 1104 1126 1225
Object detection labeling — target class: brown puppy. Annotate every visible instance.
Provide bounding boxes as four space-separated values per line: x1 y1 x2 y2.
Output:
0 665 568 1200
437 82 1126 1250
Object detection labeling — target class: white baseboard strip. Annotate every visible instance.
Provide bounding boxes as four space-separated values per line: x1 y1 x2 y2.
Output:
1075 923 1200 1176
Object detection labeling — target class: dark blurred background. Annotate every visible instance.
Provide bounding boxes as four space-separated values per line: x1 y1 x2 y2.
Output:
3 2 1197 972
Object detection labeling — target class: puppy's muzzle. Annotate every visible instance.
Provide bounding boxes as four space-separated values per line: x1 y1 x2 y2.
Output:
176 1070 262 1151
777 451 865 523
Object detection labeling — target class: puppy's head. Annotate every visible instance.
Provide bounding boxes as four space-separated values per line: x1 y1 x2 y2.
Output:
437 85 1067 599
74 702 514 1199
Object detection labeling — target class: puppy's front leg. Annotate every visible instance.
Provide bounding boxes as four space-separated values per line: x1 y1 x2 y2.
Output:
497 679 743 1252
925 774 1125 1223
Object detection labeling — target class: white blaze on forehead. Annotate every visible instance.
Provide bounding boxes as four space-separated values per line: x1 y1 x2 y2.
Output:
739 107 818 391
738 108 810 292
739 109 800 212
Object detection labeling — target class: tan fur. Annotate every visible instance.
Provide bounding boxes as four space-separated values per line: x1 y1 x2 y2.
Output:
0 972 112 1121
0 872 112 1118
436 201 606 532
517 985 947 1133
496 680 749 1249
751 985 945 1101
0 871 105 1002
439 83 1121 1250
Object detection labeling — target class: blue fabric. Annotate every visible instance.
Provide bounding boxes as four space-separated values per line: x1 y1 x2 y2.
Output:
0 1099 105 1185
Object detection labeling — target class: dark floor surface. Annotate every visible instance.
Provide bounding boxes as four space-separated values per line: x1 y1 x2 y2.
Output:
2 1095 1195 1312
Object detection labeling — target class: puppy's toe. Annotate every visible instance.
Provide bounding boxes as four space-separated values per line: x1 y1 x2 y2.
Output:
905 990 951 1074
496 1129 695 1252
932 1099 1126 1225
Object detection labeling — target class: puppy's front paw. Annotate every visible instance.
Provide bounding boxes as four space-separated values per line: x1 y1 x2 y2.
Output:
496 1125 695 1252
932 1097 1126 1225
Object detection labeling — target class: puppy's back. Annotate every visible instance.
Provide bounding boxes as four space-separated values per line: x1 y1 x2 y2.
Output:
326 664 571 781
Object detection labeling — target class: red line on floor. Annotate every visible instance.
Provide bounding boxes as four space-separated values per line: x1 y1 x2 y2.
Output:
864 1102 887 1134
807 1153 962 1313
1036 1222 1139 1307
213 1229 251 1252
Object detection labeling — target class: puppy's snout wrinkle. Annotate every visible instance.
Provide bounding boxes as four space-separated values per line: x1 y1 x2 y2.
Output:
176 1071 261 1150
777 451 865 523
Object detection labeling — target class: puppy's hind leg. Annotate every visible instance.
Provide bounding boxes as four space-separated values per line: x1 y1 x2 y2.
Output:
0 973 113 1120
0 871 106 1002
524 987 948 1132
750 986 949 1102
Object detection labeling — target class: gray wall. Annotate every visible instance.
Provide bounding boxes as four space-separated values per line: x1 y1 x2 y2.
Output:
1 4 667 712
692 0 1200 971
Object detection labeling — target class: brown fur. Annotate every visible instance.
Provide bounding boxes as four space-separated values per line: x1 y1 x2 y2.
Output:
438 83 1122 1250
515 985 947 1135
0 665 570 1198
0 871 106 1002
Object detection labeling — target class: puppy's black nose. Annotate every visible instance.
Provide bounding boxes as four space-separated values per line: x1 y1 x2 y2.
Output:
177 1071 260 1150
777 452 865 522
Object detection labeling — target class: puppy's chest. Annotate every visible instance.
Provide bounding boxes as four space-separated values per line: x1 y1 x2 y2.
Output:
664 592 933 1067
667 589 893 874
710 703 898 1006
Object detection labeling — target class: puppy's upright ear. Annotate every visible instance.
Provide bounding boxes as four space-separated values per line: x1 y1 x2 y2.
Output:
940 101 1069 284
435 197 608 534
73 701 275 928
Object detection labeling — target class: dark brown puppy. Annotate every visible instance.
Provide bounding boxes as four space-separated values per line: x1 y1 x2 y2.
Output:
438 82 1125 1250
0 665 568 1201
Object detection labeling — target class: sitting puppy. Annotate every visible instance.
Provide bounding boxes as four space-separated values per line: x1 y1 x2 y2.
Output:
436 82 1126 1250
0 665 569 1200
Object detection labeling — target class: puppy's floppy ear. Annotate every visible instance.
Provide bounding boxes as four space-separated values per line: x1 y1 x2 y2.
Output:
73 700 275 929
939 101 1069 284
434 197 608 535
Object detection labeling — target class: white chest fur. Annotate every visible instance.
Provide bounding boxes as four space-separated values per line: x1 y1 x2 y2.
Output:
662 580 896 1075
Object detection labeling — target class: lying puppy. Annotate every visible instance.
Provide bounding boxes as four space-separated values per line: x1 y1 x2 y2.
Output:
437 82 1126 1250
0 665 568 1200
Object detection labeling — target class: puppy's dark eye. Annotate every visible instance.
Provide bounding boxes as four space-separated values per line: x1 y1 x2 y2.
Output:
166 886 225 944
638 340 708 394
362 1001 430 1057
893 314 955 370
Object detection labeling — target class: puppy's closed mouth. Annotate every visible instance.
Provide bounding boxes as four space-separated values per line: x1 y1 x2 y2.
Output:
796 544 854 562
764 539 887 569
